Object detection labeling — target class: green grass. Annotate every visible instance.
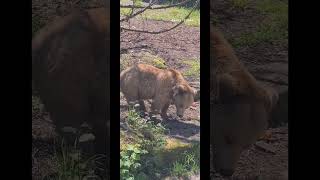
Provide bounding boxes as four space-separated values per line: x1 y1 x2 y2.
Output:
120 0 130 3
231 0 288 47
151 57 167 69
121 0 143 6
120 108 200 179
120 8 131 17
120 52 167 71
170 144 200 177
142 7 200 27
120 109 167 179
121 6 200 27
183 59 200 78
44 140 104 180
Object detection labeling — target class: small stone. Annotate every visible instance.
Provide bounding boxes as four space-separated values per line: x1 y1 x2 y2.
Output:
151 115 157 121
145 116 151 121
134 103 140 109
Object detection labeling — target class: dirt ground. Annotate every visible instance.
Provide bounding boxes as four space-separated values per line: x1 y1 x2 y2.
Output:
211 0 288 179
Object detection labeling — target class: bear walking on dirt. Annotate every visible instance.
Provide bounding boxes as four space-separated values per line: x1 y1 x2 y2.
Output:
210 24 279 176
120 64 198 119
32 7 110 177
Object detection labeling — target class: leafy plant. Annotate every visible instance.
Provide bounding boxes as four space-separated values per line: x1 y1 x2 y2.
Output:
120 144 148 180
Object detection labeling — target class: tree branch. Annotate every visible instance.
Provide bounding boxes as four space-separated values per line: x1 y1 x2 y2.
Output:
121 0 199 34
120 0 158 22
120 0 193 10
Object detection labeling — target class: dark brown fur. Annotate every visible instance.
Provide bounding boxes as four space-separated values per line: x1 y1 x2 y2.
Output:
32 8 110 174
210 24 278 176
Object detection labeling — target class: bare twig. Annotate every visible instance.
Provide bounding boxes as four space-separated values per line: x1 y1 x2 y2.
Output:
121 0 200 34
120 0 193 10
120 0 158 22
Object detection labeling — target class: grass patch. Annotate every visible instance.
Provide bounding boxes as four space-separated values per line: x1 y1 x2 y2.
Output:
120 54 133 72
151 57 167 69
231 0 288 47
120 109 167 179
120 0 131 3
142 7 200 27
120 52 167 71
120 4 200 27
120 8 131 16
120 108 200 179
151 142 199 178
170 143 200 177
183 59 200 78
44 140 103 180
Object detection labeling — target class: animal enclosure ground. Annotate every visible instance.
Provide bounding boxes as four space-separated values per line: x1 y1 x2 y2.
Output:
211 0 288 179
32 0 287 179
120 1 201 179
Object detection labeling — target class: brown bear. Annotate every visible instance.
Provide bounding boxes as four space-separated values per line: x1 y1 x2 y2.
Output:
120 64 198 119
210 24 279 176
32 7 110 177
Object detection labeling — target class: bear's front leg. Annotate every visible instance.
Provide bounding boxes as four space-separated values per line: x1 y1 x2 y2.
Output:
161 102 170 120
